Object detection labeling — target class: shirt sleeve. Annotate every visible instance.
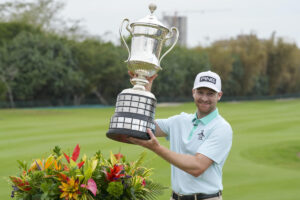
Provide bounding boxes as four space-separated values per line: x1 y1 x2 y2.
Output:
155 118 171 140
156 113 182 141
197 122 233 164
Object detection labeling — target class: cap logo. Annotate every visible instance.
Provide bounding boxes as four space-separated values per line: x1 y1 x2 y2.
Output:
200 76 216 84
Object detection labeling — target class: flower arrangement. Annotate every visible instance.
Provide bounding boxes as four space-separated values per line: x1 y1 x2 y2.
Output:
9 144 166 200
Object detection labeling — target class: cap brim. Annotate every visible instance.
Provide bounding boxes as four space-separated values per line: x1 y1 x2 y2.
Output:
193 83 220 92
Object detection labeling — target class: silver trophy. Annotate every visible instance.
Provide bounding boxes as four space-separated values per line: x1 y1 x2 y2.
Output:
106 3 179 143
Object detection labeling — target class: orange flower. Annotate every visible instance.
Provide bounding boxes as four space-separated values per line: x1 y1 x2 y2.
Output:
54 160 62 171
57 173 69 182
114 153 123 161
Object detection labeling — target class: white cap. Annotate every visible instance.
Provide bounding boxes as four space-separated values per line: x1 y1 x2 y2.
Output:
193 70 221 92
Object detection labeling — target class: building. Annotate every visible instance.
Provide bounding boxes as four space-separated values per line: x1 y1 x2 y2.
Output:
162 14 187 47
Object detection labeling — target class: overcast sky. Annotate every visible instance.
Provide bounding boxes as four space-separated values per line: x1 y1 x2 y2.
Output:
9 0 300 47
60 0 300 47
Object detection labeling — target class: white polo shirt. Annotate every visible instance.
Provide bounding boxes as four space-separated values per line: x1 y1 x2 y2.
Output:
156 108 232 195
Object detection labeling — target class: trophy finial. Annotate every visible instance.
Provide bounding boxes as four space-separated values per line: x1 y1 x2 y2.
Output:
149 3 157 14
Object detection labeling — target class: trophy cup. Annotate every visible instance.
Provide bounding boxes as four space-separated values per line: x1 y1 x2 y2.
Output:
106 3 179 143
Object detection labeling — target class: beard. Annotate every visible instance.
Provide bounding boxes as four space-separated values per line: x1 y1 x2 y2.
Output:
195 100 216 117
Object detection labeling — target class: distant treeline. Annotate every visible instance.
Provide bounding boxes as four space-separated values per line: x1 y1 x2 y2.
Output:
0 22 300 108
0 1 299 108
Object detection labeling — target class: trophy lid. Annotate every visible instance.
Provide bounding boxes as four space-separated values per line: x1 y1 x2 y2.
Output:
130 3 169 31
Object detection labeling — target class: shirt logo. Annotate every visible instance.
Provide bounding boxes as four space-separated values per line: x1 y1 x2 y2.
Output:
200 76 216 84
197 130 205 140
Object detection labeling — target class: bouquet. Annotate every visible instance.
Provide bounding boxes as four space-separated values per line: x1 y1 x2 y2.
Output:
9 144 166 200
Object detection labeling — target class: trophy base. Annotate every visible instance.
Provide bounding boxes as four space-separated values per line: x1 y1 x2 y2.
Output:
106 128 150 144
106 89 156 144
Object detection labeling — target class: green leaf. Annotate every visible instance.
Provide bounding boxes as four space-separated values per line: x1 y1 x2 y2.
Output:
17 160 28 171
110 151 117 166
40 182 50 192
52 146 61 157
84 168 93 181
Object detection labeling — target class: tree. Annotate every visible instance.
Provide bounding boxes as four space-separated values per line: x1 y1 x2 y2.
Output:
230 34 267 95
222 55 244 96
206 40 234 82
154 46 209 101
0 21 41 45
0 0 63 27
0 45 18 107
1 31 84 106
265 35 300 95
70 38 129 104
0 0 85 38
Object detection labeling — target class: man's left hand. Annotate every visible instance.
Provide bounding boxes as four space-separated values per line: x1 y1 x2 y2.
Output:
128 128 160 151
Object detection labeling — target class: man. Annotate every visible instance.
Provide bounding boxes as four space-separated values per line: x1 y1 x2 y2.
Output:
129 70 233 200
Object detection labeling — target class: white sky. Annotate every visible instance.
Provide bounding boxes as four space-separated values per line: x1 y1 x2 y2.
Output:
61 0 300 47
4 0 300 47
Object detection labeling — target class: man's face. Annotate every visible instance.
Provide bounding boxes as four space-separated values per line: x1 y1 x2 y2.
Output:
192 87 223 117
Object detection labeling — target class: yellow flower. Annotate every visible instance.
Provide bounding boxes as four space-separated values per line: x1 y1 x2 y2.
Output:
28 159 43 172
59 177 80 200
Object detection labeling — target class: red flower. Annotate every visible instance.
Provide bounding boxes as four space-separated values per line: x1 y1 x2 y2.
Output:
104 164 125 181
9 176 32 191
77 161 85 169
63 144 85 169
142 178 146 187
64 144 80 163
63 153 70 163
72 144 80 162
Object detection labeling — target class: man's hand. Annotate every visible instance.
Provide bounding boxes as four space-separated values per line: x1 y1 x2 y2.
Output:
129 128 213 177
128 128 160 151
128 71 158 92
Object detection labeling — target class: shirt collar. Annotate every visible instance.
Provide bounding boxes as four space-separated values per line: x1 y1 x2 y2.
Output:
192 108 219 125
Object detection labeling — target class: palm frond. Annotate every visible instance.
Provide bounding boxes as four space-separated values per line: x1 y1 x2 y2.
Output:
134 151 147 168
142 180 168 200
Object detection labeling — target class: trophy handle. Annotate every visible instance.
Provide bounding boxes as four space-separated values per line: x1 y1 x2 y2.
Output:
159 27 179 63
119 18 132 62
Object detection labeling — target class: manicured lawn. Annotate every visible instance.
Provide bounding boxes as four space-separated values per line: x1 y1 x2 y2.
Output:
0 99 300 200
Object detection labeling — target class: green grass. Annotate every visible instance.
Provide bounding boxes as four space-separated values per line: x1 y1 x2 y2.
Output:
1 99 300 200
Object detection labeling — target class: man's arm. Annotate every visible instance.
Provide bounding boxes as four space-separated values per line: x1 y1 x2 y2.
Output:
128 129 213 177
154 122 167 137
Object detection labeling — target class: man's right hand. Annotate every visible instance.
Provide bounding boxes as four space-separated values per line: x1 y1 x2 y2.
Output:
128 71 158 92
